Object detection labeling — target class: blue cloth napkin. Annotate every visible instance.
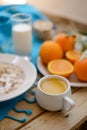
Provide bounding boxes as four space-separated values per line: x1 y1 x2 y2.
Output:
0 4 48 122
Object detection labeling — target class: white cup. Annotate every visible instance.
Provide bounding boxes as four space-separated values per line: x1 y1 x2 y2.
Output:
36 75 75 114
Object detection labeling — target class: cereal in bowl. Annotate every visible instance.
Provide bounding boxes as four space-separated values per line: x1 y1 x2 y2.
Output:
0 63 25 95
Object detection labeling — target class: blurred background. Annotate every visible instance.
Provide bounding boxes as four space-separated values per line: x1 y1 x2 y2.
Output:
0 0 87 24
0 0 87 33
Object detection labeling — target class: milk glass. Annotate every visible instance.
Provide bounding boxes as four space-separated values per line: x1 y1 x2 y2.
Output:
11 13 32 60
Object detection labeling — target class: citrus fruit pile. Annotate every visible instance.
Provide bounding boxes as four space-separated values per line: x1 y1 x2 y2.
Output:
39 33 87 81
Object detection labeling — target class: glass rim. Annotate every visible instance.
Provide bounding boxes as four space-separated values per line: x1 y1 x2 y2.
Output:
11 13 32 22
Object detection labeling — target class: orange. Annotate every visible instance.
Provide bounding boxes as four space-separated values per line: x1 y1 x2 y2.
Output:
74 58 87 81
39 41 63 65
47 59 74 77
55 33 75 53
65 50 82 64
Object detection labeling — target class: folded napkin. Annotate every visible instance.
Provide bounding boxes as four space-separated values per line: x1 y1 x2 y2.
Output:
0 4 48 122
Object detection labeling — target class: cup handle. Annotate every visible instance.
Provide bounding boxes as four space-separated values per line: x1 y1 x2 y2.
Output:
62 96 75 116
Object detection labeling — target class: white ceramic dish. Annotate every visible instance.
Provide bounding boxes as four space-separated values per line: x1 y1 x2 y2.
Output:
0 53 37 102
37 57 87 87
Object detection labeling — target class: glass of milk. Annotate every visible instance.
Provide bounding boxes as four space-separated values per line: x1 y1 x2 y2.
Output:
11 13 32 60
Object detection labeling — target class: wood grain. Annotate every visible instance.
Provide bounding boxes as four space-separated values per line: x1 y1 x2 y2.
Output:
0 87 78 130
0 90 45 130
19 88 87 130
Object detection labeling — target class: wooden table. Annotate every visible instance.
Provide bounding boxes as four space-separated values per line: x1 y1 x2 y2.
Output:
0 76 87 130
0 16 87 130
